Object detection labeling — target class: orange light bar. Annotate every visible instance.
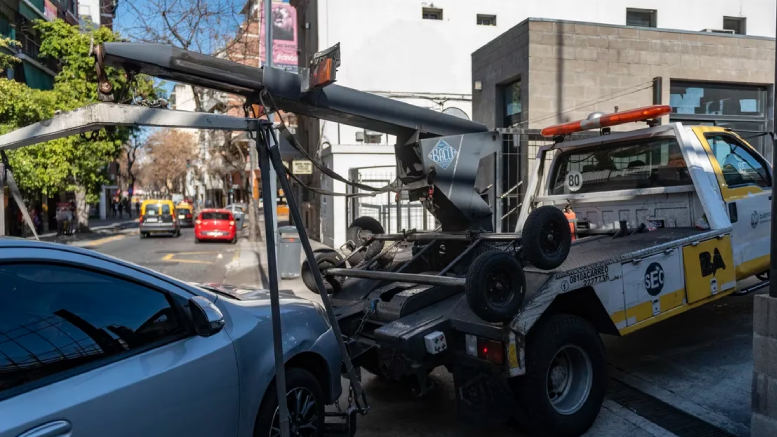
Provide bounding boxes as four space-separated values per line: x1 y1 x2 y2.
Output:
310 58 334 89
540 105 671 137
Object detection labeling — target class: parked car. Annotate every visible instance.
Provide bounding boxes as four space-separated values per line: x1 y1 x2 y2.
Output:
139 199 180 238
225 203 247 228
176 202 195 227
195 209 237 244
0 239 342 437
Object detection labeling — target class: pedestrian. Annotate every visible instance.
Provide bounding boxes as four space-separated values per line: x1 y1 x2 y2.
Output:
69 201 76 234
55 206 65 236
118 201 123 218
135 200 140 217
112 201 118 218
124 198 131 218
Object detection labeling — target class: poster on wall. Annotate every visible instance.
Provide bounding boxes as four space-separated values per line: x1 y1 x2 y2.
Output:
259 0 298 73
44 0 57 21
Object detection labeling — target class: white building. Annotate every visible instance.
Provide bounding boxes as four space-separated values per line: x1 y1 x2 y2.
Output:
292 0 776 247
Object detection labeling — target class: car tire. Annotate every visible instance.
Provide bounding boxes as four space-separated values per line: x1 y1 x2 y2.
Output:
465 251 526 323
139 232 145 239
231 235 237 244
195 238 201 244
346 216 385 265
522 206 571 270
302 251 343 294
254 368 325 437
175 228 181 237
512 314 606 437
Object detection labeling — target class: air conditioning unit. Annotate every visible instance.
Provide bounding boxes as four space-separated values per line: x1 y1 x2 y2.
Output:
701 28 735 34
355 131 365 142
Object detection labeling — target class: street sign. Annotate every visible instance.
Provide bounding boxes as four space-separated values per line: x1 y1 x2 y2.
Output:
292 160 313 175
232 184 239 189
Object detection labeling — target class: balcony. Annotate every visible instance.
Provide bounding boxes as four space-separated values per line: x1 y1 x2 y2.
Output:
17 33 59 73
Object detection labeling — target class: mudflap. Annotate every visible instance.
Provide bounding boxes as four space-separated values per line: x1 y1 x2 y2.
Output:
453 366 518 426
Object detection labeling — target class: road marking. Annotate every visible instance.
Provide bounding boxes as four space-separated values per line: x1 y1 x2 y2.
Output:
71 234 127 247
161 253 214 265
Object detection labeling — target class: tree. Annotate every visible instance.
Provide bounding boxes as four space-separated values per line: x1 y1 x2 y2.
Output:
1 20 160 231
139 128 197 194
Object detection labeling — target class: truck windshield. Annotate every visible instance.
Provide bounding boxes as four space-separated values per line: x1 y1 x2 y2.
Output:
550 137 693 195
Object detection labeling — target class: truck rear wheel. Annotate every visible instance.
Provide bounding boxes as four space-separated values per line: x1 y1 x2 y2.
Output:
302 251 343 294
522 206 571 270
513 314 606 437
466 251 525 323
346 216 385 265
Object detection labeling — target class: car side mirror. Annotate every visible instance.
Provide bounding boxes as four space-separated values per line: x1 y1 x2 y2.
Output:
189 296 225 337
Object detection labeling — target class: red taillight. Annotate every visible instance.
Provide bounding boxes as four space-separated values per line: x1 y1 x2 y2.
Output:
477 339 504 365
229 221 235 226
540 105 671 137
140 215 144 222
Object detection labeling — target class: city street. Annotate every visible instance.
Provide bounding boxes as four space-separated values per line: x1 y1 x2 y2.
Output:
55 218 758 437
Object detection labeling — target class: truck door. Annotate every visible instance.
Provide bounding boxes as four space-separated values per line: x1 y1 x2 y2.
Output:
621 248 684 331
697 131 771 279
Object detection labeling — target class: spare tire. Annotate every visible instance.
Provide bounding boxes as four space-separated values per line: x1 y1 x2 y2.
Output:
346 216 385 265
522 206 571 270
302 251 343 294
466 251 526 323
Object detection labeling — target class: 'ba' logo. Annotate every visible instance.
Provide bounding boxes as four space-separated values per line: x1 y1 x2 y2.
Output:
428 139 458 170
751 211 760 229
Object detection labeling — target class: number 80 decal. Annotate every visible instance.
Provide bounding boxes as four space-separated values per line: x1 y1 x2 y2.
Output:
566 170 583 192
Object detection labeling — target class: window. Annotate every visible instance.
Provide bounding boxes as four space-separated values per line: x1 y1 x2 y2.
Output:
502 80 521 127
201 212 232 220
0 264 186 393
706 135 770 189
626 8 657 28
145 204 171 215
422 7 442 20
477 14 496 26
669 81 769 157
550 138 693 195
723 17 746 35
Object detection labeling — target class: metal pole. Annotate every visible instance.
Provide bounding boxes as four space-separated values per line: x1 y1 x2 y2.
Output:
771 12 777 297
265 0 280 283
266 127 368 410
0 163 5 236
257 128 290 437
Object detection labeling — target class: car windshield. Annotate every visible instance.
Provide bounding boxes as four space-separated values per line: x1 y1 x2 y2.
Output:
145 204 171 215
550 137 693 195
201 212 231 220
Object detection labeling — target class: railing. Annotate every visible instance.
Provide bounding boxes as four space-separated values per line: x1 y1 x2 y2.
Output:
28 0 45 14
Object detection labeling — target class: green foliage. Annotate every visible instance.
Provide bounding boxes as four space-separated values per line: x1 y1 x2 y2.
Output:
0 36 20 73
0 20 162 205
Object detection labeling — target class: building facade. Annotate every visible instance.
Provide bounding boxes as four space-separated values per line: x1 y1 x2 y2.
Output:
291 0 776 243
78 0 116 30
0 0 79 90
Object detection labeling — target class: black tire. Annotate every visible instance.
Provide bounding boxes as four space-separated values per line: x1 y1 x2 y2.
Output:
195 238 201 244
302 251 343 294
346 216 384 265
254 368 325 437
522 206 571 270
139 232 145 239
231 234 238 244
175 228 181 237
465 251 525 323
512 314 606 437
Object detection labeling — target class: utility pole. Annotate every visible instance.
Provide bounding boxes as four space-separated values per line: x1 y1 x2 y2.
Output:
769 11 777 298
265 0 279 282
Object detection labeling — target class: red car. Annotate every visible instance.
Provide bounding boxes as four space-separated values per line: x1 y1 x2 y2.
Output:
195 209 237 244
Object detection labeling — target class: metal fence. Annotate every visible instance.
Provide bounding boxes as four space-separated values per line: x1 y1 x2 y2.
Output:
348 166 438 233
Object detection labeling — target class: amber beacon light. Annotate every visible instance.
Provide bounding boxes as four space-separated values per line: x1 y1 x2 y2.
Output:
540 105 672 137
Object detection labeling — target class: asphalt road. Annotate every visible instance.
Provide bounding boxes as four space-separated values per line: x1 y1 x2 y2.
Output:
87 224 242 285
82 224 758 437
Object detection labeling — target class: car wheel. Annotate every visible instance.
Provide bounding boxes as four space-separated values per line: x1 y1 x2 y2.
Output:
511 314 606 437
466 251 526 323
345 216 385 265
302 251 343 294
231 235 237 244
522 206 571 270
254 368 325 437
175 228 181 237
139 232 145 239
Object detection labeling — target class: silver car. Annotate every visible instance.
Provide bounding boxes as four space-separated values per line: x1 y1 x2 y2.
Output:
0 239 342 437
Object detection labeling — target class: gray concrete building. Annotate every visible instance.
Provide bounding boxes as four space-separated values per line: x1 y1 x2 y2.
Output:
472 18 775 155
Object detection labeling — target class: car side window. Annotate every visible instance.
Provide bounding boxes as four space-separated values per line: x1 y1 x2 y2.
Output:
0 264 186 394
706 135 771 190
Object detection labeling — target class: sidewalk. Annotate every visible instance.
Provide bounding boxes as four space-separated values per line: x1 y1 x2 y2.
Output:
34 216 139 242
224 219 328 301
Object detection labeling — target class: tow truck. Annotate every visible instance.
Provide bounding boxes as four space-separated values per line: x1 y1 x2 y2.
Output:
0 43 770 437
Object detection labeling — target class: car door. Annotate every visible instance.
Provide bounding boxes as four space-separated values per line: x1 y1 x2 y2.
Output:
0 248 240 437
697 130 772 279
